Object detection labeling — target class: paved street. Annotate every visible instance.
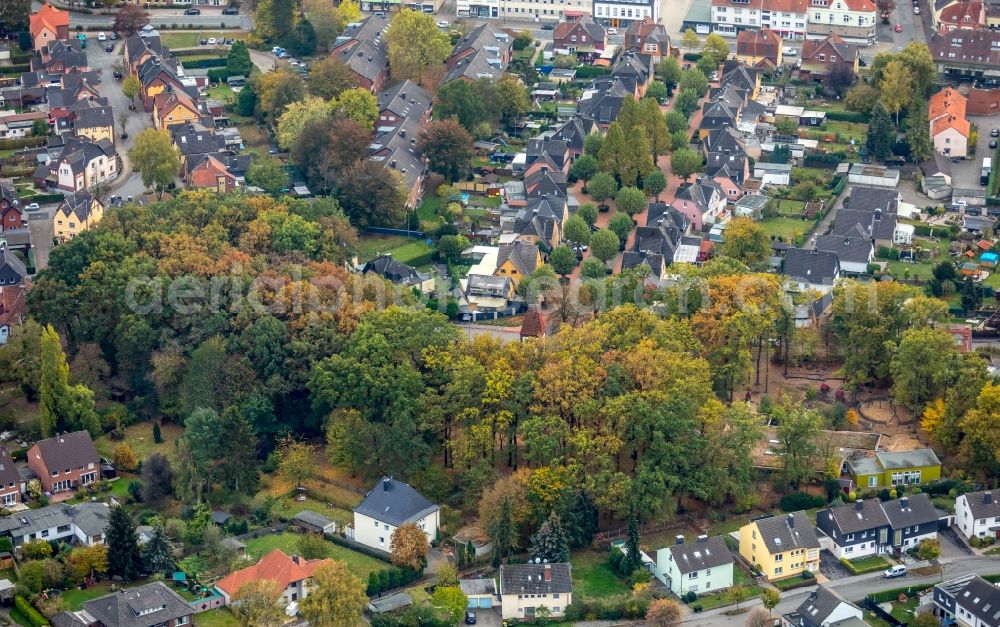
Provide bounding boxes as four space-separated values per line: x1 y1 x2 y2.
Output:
681 556 1000 626
30 1 252 29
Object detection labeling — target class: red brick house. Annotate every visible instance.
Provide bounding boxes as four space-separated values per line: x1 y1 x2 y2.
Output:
937 0 986 33
800 34 860 79
27 431 100 494
622 17 670 63
0 183 23 233
736 27 782 69
29 3 70 53
0 449 21 508
553 18 607 61
189 154 238 192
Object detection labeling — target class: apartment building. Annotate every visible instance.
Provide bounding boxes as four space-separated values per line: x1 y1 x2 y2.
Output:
805 0 877 44
593 0 659 29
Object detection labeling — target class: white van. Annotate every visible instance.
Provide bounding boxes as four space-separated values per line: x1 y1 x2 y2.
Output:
883 565 907 579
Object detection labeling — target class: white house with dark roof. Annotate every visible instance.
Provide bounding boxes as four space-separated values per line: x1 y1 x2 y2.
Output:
498 562 572 620
783 248 841 294
933 574 1000 627
654 535 734 596
782 586 867 627
351 477 440 552
956 489 1000 542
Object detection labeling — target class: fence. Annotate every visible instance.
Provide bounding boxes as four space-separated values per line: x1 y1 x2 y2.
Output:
189 593 225 613
862 596 906 626
363 227 426 239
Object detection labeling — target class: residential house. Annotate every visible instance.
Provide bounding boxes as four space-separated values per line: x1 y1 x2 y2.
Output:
738 512 821 581
465 275 514 311
352 476 440 552
0 251 29 347
331 16 390 93
929 86 970 157
817 499 893 559
0 112 47 140
928 29 1000 80
30 4 70 53
494 241 541 287
361 254 434 293
806 0 877 44
519 307 556 339
782 248 841 293
699 87 745 140
815 234 874 274
623 205 700 279
847 449 941 489
460 578 496 609
737 27 783 68
0 449 22 508
454 525 494 561
553 18 607 60
136 57 186 111
42 135 117 192
880 494 942 552
800 34 861 78
621 17 670 62
377 80 433 131
0 502 109 547
172 123 228 176
782 586 866 627
577 78 631 126
609 51 655 97
52 190 104 242
442 24 512 84
53 581 194 627
549 116 597 159
124 35 169 77
672 176 727 231
0 183 23 233
368 116 427 208
720 61 763 99
845 185 899 212
707 150 750 184
152 90 200 130
933 574 1000 627
936 0 987 32
498 563 572 620
68 100 113 143
711 0 810 40
27 430 101 494
215 549 333 608
507 196 568 250
955 489 1000 541
753 162 793 186
831 208 899 247
188 154 239 193
846 163 900 190
593 0 659 30
35 40 88 74
654 535 734 596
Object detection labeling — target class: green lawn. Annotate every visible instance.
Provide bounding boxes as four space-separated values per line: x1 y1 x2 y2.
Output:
417 194 443 221
272 496 353 529
95 422 185 464
842 555 890 575
760 216 811 242
357 234 434 268
689 567 763 611
823 120 868 143
206 84 235 104
773 573 816 590
889 595 920 623
159 31 251 49
195 608 240 627
242 532 385 579
777 199 806 217
9 607 32 627
570 551 631 599
62 580 145 610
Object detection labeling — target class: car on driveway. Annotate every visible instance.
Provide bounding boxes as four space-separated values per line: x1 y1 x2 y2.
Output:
24 203 40 212
184 7 201 14
105 44 113 52
782 46 797 56
607 27 618 34
991 139 998 149
208 37 217 44
992 128 999 137
222 6 239 14
465 612 476 625
913 5 920 12
437 20 450 27
97 32 107 41
110 31 118 40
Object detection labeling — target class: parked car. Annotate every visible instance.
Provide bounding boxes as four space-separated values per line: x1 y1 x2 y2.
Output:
992 139 998 149
913 6 920 13
895 23 903 32
782 46 797 56
113 70 122 80
110 31 118 40
884 565 907 579
208 37 218 45
24 203 40 212
992 128 999 137
540 23 555 30
607 27 618 34
105 44 113 52
184 7 201 14
222 6 239 14
465 612 476 625
437 20 450 27
97 32 107 41
200 39 208 45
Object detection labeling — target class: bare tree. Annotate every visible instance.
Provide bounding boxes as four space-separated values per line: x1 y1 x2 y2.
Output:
746 607 772 627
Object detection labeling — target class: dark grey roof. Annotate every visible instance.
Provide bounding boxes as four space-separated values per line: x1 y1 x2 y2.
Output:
848 186 899 212
83 582 192 627
443 46 507 83
0 502 109 538
0 248 27 282
819 499 890 535
783 248 840 286
211 510 231 525
333 15 389 83
961 489 1000 520
377 80 432 121
832 209 896 241
578 78 629 124
43 40 88 71
59 191 101 224
459 578 496 596
353 476 439 527
881 493 939 530
707 151 747 182
172 125 227 156
876 448 940 470
32 431 99 473
362 254 426 286
667 536 733 574
72 103 112 132
499 563 573 595
449 23 512 65
942 575 1000 625
720 61 759 93
0 449 19 492
791 586 858 627
754 512 821 554
497 241 539 275
673 176 723 214
815 235 873 265
622 251 666 276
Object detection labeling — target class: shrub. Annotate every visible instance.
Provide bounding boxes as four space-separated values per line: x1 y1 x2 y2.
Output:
15 596 48 627
780 491 825 512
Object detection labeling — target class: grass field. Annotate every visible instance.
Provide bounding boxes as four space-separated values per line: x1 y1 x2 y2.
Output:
773 573 816 590
95 422 185 464
206 84 235 104
777 199 806 217
195 608 240 627
842 555 890 575
570 551 631 599
159 31 251 49
243 532 385 579
760 216 810 242
357 234 435 267
690 568 764 611
61 580 155 610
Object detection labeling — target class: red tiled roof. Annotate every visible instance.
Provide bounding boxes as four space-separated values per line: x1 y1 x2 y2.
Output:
519 308 548 338
840 0 876 12
711 0 808 12
929 87 967 120
215 550 333 598
939 0 985 25
932 114 971 137
30 4 69 38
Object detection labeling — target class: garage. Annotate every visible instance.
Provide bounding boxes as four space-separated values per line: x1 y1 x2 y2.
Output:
460 578 496 609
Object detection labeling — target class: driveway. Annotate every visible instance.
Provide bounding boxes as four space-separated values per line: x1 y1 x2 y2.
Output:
469 607 502 627
938 526 974 559
26 207 55 272
951 111 1000 189
818 550 853 581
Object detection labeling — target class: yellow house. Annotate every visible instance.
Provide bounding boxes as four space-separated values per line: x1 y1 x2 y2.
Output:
153 91 200 130
494 241 542 287
738 512 820 582
53 190 104 242
72 103 114 143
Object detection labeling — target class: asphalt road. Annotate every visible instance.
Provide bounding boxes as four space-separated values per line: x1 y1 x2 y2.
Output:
681 556 1000 626
30 2 252 29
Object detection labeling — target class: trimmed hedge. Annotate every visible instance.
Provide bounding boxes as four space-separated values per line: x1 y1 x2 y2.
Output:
840 557 888 575
15 596 48 627
172 48 226 57
572 65 609 79
804 152 843 168
182 58 227 69
326 532 392 563
0 136 46 151
564 598 649 621
779 491 825 512
23 193 65 204
826 110 870 123
869 586 929 603
365 565 422 595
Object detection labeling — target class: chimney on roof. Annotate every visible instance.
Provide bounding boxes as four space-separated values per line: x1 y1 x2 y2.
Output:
675 535 684 545
856 499 864 510
292 554 300 564
383 477 391 491
544 564 552 581
787 513 795 528
900 497 909 508
986 492 994 505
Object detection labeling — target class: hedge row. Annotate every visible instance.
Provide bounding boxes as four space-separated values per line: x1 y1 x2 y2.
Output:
325 532 392 563
23 193 65 204
366 566 422 596
3 167 36 179
0 136 46 151
207 68 239 82
173 48 226 57
182 58 227 69
826 110 870 123
572 65 608 79
15 596 48 627
840 557 888 575
564 598 649 621
869 586 929 603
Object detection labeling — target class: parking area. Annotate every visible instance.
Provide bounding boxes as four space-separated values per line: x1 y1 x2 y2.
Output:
938 527 974 559
468 607 502 627
819 551 853 581
951 111 1000 188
